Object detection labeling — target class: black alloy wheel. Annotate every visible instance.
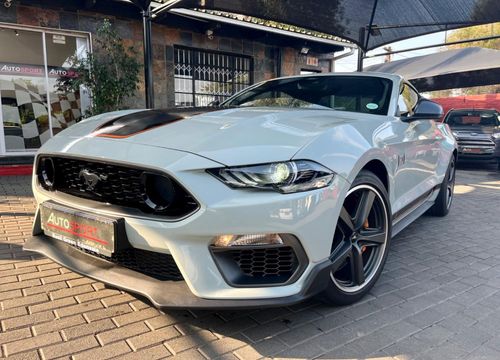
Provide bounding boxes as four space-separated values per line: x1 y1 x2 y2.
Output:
428 155 456 217
323 170 391 305
445 155 456 210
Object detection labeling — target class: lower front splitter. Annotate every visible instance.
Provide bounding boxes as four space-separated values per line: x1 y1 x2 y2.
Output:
24 234 332 309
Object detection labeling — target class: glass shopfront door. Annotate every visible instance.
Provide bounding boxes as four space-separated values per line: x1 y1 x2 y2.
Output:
0 25 90 156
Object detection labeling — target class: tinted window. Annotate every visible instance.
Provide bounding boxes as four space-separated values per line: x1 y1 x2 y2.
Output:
224 76 393 115
444 110 499 126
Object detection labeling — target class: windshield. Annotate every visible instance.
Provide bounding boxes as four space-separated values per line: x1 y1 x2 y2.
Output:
444 110 499 127
223 76 393 116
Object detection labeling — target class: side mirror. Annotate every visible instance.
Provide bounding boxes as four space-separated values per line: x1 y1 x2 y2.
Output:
403 99 443 122
208 99 221 108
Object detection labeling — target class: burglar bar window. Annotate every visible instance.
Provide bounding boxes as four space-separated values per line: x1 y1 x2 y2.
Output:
174 46 253 107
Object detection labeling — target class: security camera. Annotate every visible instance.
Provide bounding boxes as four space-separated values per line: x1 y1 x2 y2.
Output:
4 0 12 8
206 29 214 40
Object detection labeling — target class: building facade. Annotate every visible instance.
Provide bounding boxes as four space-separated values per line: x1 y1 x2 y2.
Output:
0 1 349 159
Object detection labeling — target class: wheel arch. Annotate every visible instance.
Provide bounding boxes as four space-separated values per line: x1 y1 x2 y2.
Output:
360 159 389 193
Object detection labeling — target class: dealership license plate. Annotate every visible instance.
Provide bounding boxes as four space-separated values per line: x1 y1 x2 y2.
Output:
40 202 122 257
462 147 484 154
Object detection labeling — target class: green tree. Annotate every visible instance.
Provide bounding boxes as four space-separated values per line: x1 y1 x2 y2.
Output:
57 19 141 117
446 22 500 50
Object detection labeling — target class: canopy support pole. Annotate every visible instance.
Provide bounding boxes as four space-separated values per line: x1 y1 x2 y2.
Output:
142 5 154 109
357 27 365 71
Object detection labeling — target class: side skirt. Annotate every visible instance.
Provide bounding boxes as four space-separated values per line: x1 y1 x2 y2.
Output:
391 185 440 237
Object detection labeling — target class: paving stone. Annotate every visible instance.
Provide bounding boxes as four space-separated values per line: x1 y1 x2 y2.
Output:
3 331 62 356
40 335 99 359
72 340 132 360
2 310 55 330
0 327 32 346
28 296 77 313
167 329 217 353
97 321 151 345
199 335 249 359
127 326 180 350
242 319 289 342
111 307 159 326
62 318 116 340
313 312 352 332
48 284 94 299
32 314 86 335
1 165 499 359
234 338 287 359
82 303 132 322
169 348 205 360
278 323 324 346
412 324 455 345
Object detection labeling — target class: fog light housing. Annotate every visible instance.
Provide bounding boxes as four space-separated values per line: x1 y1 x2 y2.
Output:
213 234 284 247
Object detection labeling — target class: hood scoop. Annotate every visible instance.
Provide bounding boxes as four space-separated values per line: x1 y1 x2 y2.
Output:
93 108 216 139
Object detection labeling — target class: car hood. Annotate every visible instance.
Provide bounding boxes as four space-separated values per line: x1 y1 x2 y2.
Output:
61 108 358 166
450 125 499 139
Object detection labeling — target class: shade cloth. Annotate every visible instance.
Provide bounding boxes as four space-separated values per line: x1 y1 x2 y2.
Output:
174 0 500 51
365 47 500 91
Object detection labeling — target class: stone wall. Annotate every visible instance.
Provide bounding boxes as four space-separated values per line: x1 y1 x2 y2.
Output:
0 4 330 110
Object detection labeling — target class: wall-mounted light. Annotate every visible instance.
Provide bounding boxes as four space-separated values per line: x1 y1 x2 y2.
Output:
300 47 310 55
206 29 214 40
369 25 382 36
14 30 19 36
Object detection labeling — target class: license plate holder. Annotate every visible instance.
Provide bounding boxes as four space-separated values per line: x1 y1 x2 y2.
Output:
462 147 483 153
40 202 127 257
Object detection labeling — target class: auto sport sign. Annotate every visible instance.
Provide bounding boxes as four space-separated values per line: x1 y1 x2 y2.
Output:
0 62 78 78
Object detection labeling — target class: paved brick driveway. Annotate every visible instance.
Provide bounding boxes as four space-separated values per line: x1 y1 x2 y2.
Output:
1 167 499 360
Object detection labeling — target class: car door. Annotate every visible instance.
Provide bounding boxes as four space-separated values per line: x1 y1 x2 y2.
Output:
391 82 440 215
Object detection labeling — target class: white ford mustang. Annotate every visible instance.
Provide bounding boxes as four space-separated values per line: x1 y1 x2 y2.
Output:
26 73 457 308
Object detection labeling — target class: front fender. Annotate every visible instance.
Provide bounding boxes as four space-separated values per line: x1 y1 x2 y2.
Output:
293 122 396 202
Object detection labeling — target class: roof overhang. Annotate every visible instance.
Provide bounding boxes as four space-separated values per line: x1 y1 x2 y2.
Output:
160 0 500 51
168 8 356 49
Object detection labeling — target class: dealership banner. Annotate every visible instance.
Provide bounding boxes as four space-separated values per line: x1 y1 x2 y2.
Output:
0 62 78 78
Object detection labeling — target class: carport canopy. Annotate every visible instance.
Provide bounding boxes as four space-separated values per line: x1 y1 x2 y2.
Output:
365 47 500 92
124 0 500 106
146 0 500 51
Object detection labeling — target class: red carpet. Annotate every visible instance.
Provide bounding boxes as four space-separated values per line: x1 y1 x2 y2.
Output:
0 165 33 176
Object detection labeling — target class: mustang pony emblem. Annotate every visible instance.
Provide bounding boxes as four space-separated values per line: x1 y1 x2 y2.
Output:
79 169 108 191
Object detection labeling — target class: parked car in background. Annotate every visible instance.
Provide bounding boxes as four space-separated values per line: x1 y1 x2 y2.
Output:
444 109 500 169
26 73 456 308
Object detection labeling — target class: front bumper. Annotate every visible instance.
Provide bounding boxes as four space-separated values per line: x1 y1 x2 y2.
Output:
456 152 499 162
29 140 349 306
24 233 333 309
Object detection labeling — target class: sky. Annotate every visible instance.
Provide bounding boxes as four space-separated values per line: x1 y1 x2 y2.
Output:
335 31 448 72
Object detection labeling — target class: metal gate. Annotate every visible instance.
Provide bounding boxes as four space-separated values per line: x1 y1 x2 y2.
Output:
174 46 253 107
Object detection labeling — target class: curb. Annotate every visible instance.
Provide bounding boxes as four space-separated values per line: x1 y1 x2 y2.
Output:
0 165 33 176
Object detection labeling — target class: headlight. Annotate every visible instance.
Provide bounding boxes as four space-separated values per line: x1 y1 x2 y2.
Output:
208 160 334 193
492 133 500 139
452 131 459 139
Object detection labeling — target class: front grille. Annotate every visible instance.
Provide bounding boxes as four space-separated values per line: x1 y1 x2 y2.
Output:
79 246 183 281
37 156 198 218
458 139 495 148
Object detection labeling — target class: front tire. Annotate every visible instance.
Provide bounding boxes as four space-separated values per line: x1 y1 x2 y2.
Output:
428 155 456 217
322 170 391 306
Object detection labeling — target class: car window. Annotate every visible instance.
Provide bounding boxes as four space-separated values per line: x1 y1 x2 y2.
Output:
224 76 393 116
444 110 499 126
398 84 419 117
